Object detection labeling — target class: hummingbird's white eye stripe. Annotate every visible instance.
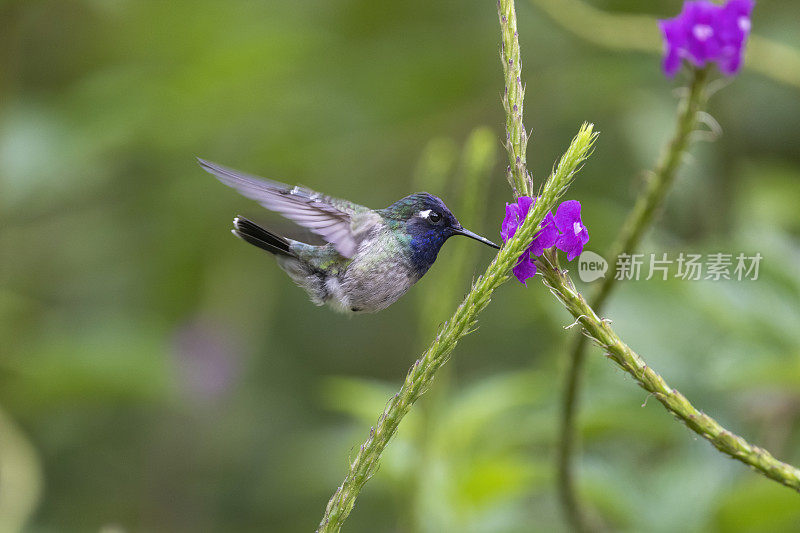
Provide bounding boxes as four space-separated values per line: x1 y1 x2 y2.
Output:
419 209 432 219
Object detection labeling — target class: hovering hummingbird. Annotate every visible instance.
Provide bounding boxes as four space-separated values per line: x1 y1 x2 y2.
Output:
199 158 500 313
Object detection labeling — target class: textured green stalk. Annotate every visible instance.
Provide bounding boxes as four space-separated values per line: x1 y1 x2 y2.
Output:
316 125 597 533
411 128 496 531
527 0 800 91
557 67 710 532
539 254 800 493
498 0 532 197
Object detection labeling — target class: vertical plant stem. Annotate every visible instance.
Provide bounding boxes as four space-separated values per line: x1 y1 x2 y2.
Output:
498 0 532 197
539 254 800 492
557 67 710 531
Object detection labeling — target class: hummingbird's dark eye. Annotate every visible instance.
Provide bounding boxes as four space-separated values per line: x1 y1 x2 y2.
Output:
428 211 442 224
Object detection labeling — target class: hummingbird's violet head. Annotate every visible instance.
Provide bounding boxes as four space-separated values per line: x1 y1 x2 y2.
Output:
383 193 499 274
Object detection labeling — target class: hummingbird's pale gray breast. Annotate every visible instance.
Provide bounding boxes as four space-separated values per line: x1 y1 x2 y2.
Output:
319 225 421 313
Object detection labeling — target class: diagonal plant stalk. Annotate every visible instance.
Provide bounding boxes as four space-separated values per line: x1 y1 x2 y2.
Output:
557 66 710 532
537 252 800 492
410 128 497 531
316 124 597 533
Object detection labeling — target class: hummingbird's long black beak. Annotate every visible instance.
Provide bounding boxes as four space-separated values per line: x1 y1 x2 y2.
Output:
454 227 501 249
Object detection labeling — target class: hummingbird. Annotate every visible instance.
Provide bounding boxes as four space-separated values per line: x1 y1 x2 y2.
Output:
199 158 500 313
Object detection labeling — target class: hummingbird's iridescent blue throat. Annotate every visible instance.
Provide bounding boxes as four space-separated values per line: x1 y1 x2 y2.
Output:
199 158 500 313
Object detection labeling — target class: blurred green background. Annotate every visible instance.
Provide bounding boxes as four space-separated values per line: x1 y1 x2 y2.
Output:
2 0 799 531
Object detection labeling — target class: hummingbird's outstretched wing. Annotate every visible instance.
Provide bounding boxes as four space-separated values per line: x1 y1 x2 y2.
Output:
199 158 376 258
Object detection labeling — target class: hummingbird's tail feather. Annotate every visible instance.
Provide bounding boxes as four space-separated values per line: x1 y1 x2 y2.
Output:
232 216 295 257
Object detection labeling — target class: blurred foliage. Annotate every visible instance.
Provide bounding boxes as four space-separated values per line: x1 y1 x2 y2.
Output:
1 0 799 532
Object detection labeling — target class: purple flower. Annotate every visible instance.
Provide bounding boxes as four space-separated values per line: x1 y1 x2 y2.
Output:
502 196 537 284
501 197 590 284
530 211 559 256
659 0 754 77
554 200 589 262
501 196 560 285
513 251 538 286
501 196 533 242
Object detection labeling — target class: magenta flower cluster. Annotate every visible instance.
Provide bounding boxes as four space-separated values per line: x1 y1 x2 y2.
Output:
501 197 589 285
659 0 754 77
